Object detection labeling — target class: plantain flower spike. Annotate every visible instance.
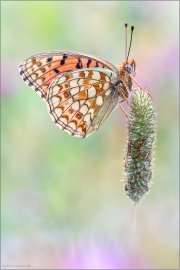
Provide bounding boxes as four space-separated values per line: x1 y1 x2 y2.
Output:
123 88 157 206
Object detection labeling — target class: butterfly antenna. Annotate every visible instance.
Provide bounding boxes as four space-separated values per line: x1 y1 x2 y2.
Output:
126 25 134 62
125 23 128 60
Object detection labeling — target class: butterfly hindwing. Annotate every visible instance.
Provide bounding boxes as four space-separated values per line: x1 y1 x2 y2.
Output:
46 68 120 138
19 51 119 100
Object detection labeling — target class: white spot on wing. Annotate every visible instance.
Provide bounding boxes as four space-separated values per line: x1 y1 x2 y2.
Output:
88 86 96 98
72 72 81 79
84 71 89 77
52 86 60 95
58 76 66 83
105 75 110 82
36 79 42 85
31 74 37 80
96 96 103 105
84 114 90 122
72 101 80 110
68 122 76 130
103 83 110 90
80 105 88 115
76 126 84 133
69 79 79 88
51 96 60 107
105 89 111 96
70 87 79 96
60 116 68 125
66 97 73 106
27 67 32 74
92 71 101 80
54 108 62 117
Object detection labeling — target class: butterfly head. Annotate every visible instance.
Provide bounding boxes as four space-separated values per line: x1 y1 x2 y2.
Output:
116 59 136 97
124 59 136 76
117 59 136 77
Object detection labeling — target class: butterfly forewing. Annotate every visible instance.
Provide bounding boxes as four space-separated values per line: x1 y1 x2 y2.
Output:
19 51 119 100
46 68 120 138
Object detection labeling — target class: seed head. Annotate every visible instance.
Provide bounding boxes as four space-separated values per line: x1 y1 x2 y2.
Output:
123 89 157 206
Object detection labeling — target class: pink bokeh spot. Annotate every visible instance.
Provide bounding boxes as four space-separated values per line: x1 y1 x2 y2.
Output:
57 240 150 269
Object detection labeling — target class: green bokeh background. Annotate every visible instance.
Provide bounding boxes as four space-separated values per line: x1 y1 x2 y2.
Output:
1 1 179 269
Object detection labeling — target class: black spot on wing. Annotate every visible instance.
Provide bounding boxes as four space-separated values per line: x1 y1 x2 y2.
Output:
76 58 83 69
60 59 65 65
87 59 92 68
54 68 60 74
23 76 28 81
76 63 81 69
63 54 68 59
47 57 53 62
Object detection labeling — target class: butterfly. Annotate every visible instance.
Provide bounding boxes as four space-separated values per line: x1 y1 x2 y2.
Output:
19 24 148 138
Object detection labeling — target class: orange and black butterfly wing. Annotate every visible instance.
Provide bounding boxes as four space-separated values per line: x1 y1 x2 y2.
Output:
19 51 119 100
46 68 120 138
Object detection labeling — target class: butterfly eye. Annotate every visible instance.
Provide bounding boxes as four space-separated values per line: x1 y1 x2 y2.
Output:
125 64 133 74
125 60 136 76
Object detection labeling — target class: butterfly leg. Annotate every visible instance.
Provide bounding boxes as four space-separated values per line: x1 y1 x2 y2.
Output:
119 87 133 110
119 87 139 117
130 75 153 99
119 103 129 119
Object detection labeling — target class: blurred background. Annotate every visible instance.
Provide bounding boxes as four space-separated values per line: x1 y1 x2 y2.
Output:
1 1 179 269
